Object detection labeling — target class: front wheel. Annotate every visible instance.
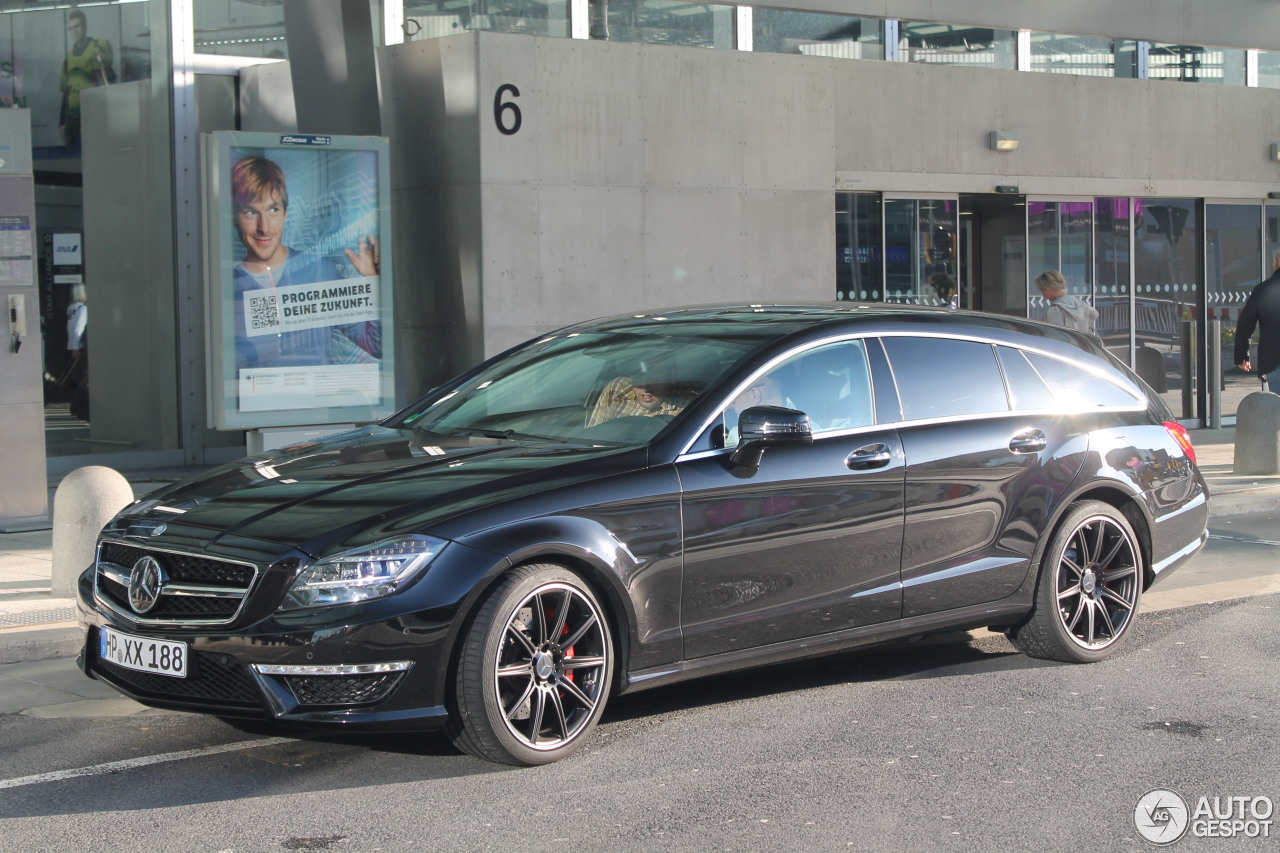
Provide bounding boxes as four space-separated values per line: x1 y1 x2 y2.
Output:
448 563 613 765
1008 501 1143 663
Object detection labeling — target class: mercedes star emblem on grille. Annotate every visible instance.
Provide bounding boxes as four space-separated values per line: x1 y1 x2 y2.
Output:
127 556 167 614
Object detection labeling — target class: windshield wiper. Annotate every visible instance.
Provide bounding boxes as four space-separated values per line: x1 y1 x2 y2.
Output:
448 427 552 442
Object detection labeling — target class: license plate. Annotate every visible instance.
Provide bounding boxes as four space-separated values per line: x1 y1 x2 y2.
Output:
99 626 188 678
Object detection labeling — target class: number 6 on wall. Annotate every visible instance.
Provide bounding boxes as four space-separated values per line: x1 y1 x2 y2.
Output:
494 84 522 135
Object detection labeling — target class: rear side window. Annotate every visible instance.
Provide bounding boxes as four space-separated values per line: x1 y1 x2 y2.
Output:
882 337 1009 420
997 347 1057 410
1023 351 1143 409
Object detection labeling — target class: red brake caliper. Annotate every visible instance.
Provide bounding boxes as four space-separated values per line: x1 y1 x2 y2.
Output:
551 607 575 685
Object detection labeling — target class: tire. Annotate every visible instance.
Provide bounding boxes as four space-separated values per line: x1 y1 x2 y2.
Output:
447 563 614 765
1007 500 1143 663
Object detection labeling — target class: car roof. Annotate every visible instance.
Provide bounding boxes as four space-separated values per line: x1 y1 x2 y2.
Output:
561 302 1100 356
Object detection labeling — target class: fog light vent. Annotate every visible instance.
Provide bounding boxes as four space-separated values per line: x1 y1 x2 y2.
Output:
283 672 405 706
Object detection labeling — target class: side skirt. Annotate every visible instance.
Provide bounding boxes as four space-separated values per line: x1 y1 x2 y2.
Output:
620 598 1033 695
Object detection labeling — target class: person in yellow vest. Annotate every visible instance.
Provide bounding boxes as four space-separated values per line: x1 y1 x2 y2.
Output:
59 10 117 149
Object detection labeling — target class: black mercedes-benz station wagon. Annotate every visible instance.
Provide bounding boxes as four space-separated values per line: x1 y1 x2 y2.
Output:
77 304 1209 765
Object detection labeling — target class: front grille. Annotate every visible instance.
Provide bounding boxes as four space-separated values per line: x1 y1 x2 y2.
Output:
100 542 256 586
98 650 262 707
95 540 261 627
282 672 405 707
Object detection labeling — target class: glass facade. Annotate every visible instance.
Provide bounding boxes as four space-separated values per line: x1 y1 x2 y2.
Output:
1095 197 1134 366
1207 203 1264 416
596 0 734 48
753 10 883 59
1133 199 1200 418
1028 34 1140 78
27 1 167 460
1260 50 1280 89
194 4 289 57
836 193 883 301
1148 43 1246 84
406 0 570 40
898 22 1016 69
1027 201 1094 322
884 198 957 305
0 4 155 152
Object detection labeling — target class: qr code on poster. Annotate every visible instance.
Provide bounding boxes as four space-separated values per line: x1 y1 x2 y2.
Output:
248 294 278 331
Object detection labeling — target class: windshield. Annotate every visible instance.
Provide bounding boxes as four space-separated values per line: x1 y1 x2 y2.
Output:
392 324 761 446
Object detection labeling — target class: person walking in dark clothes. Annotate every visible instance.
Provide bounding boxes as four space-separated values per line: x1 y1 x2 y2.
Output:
1234 252 1280 394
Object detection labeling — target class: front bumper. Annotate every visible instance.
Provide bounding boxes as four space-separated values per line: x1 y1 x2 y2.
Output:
74 543 495 730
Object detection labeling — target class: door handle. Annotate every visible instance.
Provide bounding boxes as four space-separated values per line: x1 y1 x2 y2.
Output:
846 444 893 470
1008 429 1047 454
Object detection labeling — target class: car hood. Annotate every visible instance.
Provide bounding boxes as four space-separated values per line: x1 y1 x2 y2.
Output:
118 426 644 555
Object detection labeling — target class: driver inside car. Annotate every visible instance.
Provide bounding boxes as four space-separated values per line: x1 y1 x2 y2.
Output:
586 371 689 426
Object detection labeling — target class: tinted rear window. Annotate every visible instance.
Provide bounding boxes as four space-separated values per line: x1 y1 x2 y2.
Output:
1023 351 1142 409
997 347 1057 410
883 337 1009 420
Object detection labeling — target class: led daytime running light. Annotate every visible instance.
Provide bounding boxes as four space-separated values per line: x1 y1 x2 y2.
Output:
279 535 447 610
252 661 413 676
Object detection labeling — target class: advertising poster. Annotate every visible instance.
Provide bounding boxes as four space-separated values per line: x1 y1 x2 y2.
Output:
204 132 394 430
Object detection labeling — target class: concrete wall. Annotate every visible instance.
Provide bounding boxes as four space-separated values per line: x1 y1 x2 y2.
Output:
832 62 1280 196
457 34 833 358
377 31 1280 374
378 35 487 400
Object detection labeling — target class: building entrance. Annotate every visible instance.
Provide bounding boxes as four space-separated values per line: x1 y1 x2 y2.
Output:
957 193 1026 316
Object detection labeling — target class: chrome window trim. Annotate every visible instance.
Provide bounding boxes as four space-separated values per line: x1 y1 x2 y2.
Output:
676 407 1136 464
676 328 1146 458
677 332 874 457
876 330 1147 410
94 538 263 628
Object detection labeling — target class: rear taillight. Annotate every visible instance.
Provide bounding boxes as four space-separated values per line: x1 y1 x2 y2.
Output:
1163 421 1197 465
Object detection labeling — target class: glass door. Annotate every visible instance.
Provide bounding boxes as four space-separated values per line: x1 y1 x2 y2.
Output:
1026 198 1095 322
1134 199 1201 422
1206 201 1263 420
835 192 883 302
883 195 958 305
1095 197 1134 368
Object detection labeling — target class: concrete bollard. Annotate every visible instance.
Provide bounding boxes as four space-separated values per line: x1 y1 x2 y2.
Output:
51 466 134 598
1232 391 1280 476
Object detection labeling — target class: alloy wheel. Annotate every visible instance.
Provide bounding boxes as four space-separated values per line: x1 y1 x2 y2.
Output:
1054 514 1140 650
493 582 610 752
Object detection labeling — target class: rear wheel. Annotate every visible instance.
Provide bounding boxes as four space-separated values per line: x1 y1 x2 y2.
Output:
448 563 613 765
1008 500 1143 663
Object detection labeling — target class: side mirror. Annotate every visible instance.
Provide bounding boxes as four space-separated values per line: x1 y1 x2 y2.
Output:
730 405 812 473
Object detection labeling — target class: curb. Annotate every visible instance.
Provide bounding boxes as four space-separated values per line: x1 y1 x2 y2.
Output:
0 624 83 665
1207 484 1280 516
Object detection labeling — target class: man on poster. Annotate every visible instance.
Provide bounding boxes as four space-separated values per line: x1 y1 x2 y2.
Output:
231 154 381 372
59 9 117 150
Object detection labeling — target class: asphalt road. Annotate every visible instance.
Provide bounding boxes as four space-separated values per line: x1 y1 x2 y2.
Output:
2 503 1278 853
2 588 1278 852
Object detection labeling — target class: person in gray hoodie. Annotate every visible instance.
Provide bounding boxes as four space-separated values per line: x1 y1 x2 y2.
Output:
1036 269 1098 333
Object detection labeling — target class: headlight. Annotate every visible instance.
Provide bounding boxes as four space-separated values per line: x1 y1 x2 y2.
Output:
279 535 447 611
